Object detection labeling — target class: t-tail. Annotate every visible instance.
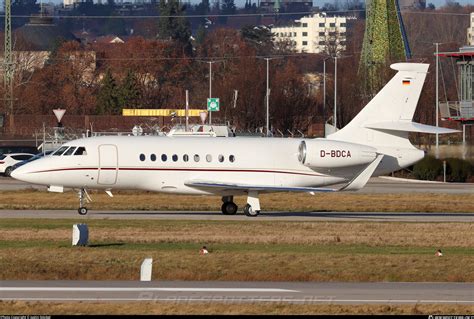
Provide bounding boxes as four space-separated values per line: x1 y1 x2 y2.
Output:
326 63 457 174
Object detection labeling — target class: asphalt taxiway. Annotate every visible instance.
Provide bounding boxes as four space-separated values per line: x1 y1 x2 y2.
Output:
0 176 473 194
1 210 474 222
1 281 474 304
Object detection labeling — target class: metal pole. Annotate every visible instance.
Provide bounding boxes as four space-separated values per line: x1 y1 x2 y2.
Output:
435 43 439 156
443 160 446 183
462 124 466 160
266 58 270 137
334 56 337 129
209 62 212 125
185 90 189 132
323 59 326 119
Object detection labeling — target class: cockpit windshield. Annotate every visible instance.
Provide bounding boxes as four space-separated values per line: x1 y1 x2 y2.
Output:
63 147 77 156
74 147 87 156
52 146 87 156
52 146 69 156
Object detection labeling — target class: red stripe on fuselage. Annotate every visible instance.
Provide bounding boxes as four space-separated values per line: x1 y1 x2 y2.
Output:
30 167 323 177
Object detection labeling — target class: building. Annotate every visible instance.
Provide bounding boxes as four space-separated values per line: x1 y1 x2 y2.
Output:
397 0 426 9
468 12 474 46
271 13 351 54
260 0 312 12
0 16 95 82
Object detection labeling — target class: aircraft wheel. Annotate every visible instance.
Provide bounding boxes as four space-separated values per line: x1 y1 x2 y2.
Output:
243 204 259 217
78 207 88 215
221 202 238 215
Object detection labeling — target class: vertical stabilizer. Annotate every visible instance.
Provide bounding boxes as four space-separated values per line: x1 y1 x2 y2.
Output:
328 63 429 148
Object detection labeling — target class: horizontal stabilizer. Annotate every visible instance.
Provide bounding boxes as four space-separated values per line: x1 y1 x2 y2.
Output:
365 121 459 134
185 181 335 193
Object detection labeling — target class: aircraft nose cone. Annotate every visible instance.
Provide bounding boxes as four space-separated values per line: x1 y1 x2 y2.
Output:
10 165 25 181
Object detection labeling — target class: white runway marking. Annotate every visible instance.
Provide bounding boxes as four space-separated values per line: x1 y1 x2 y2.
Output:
0 287 298 293
1 297 474 304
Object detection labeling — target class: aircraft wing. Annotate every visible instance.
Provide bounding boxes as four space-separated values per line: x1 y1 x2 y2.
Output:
186 154 384 194
184 181 336 193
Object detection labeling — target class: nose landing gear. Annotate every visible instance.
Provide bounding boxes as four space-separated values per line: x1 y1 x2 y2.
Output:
244 191 260 217
78 188 91 215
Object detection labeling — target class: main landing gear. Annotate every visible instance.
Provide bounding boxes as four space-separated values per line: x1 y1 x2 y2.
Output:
78 188 91 215
220 192 261 217
221 196 238 215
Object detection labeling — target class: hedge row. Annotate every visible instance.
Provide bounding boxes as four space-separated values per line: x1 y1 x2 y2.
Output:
413 156 473 182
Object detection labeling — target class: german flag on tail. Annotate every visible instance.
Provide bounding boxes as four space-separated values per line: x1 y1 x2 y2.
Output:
402 79 411 85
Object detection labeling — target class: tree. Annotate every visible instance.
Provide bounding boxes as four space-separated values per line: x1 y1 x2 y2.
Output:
96 70 119 115
221 0 236 14
118 70 140 109
157 0 192 52
241 25 275 55
195 0 210 15
195 25 208 46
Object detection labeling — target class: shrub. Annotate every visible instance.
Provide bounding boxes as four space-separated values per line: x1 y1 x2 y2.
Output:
413 155 442 181
445 158 472 183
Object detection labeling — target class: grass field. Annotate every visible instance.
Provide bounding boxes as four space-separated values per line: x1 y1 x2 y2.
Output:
1 219 473 282
1 301 473 315
0 190 473 212
2 218 474 315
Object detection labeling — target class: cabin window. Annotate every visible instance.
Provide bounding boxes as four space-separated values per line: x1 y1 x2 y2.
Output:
74 147 87 156
206 154 212 162
161 154 167 162
139 154 145 161
194 154 200 162
218 154 224 162
183 154 189 162
229 155 235 163
172 154 178 162
63 147 77 156
52 146 69 156
150 154 156 162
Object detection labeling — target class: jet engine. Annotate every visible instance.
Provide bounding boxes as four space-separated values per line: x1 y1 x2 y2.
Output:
298 139 377 169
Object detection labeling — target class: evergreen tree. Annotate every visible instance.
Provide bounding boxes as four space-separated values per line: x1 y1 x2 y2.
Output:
195 0 210 15
96 70 119 115
45 37 66 65
195 25 207 46
157 0 191 50
118 70 140 109
102 13 127 35
221 0 236 14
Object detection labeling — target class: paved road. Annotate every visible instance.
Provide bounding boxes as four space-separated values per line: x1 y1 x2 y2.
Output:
1 210 474 222
1 281 473 304
0 176 473 194
361 177 474 194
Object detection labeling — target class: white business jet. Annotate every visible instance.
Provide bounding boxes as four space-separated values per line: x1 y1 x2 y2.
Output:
12 63 456 216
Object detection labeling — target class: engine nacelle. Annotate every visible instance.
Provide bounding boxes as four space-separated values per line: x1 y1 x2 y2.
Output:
298 139 377 169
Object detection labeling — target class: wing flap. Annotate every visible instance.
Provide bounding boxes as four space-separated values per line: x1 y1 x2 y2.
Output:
185 181 335 193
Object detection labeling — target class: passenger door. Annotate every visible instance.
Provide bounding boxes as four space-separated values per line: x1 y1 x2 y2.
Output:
98 144 118 185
